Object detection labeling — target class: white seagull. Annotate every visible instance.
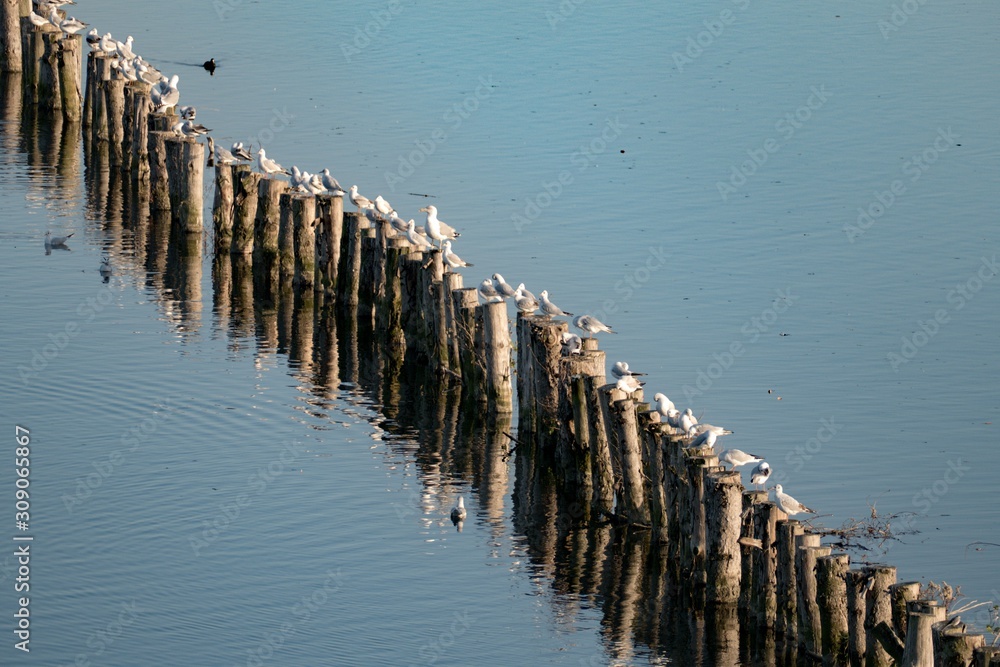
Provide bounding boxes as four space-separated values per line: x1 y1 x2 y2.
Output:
99 255 112 279
257 148 289 175
616 374 643 394
653 393 677 419
750 462 771 491
231 142 254 161
719 448 763 469
539 290 573 318
573 314 616 338
419 205 459 248
689 429 717 449
679 407 698 433
374 196 395 218
513 287 539 315
44 231 74 247
773 484 816 517
561 332 582 356
491 273 517 299
349 185 373 210
478 279 503 304
405 220 434 250
320 169 345 195
611 361 645 379
451 496 467 523
690 422 734 437
442 241 472 269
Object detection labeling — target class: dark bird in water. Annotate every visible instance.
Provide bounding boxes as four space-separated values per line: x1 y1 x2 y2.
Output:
203 58 216 75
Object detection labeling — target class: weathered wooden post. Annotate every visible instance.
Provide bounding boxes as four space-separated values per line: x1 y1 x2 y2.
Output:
613 395 650 526
932 621 984 667
523 315 564 455
83 50 96 128
864 565 898 667
776 520 805 639
212 162 235 253
585 374 615 517
233 171 262 254
817 553 850 665
1 0 22 73
557 348 604 507
336 212 364 307
37 29 62 111
481 300 513 413
92 51 113 143
892 582 923 639
378 238 408 370
314 193 343 295
291 194 316 288
148 130 172 212
57 33 81 121
901 600 945 667
165 136 204 233
796 536 830 657
452 287 480 381
105 71 125 167
127 81 151 181
846 569 868 663
753 499 787 629
254 175 286 262
705 470 743 604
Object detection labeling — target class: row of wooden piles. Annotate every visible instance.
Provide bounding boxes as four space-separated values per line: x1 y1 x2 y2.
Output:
514 315 999 666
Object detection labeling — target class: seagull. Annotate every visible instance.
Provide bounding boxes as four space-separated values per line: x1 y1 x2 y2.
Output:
99 32 117 54
773 484 816 517
257 148 289 176
349 185 373 210
478 279 503 304
561 332 582 356
419 205 459 248
99 255 112 279
178 105 196 120
212 141 238 165
573 314 616 338
114 35 136 61
689 429 716 449
86 28 100 50
611 361 645 379
616 374 643 394
320 169 344 195
653 393 676 417
719 448 763 469
44 231 74 247
54 12 87 34
306 173 326 195
451 496 467 523
750 462 771 491
151 74 179 112
513 287 539 315
374 196 395 218
170 119 211 138
231 142 253 161
405 220 434 250
442 241 472 269
690 422 734 437
289 166 308 189
491 273 517 299
539 290 573 318
28 11 49 27
679 407 698 433
515 283 537 302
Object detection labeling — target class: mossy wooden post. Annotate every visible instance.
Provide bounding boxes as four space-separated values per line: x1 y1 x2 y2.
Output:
452 287 480 382
683 446 718 589
817 553 850 665
705 470 742 604
358 229 379 323
846 569 868 663
337 212 363 309
901 601 945 667
974 647 1000 666
254 176 286 263
932 629 984 667
515 313 536 436
233 171 262 255
443 272 463 370
277 192 295 276
399 251 424 357
57 33 81 121
612 396 650 526
482 300 512 413
796 538 830 658
641 419 669 536
148 130 172 212
314 193 343 295
128 81 150 182
165 137 204 233
37 30 62 111
864 565 898 667
740 490 766 613
379 238 408 370
2 0 22 73
82 50 97 128
663 432 685 567
106 72 125 167
557 350 604 507
92 51 113 143
292 194 316 289
891 582 923 639
776 520 805 639
524 316 563 455
426 256 449 370
754 501 788 627
584 374 614 518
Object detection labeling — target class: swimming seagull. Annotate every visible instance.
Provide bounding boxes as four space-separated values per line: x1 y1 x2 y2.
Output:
611 361 645 379
478 279 503 304
442 241 472 269
349 185 373 211
513 287 539 315
539 290 573 318
44 231 74 247
99 255 112 279
773 484 816 517
719 448 763 469
231 142 253 161
561 332 582 356
451 496 467 523
491 273 517 299
750 461 771 491
573 314 616 338
257 148 289 176
419 205 458 248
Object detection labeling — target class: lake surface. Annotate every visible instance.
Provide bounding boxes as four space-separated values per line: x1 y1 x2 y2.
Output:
1 0 999 664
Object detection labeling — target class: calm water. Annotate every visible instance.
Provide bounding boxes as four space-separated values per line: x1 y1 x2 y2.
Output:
2 0 999 664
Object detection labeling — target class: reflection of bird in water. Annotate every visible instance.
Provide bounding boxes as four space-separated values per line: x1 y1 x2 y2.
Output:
203 58 216 75
451 496 467 523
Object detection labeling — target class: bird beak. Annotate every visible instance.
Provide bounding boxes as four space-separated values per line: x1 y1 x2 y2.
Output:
418 207 428 212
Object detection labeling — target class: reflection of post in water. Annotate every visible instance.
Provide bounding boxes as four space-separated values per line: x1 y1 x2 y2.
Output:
163 221 202 332
289 287 315 378
310 300 339 397
230 254 256 343
0 71 23 152
211 252 232 337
